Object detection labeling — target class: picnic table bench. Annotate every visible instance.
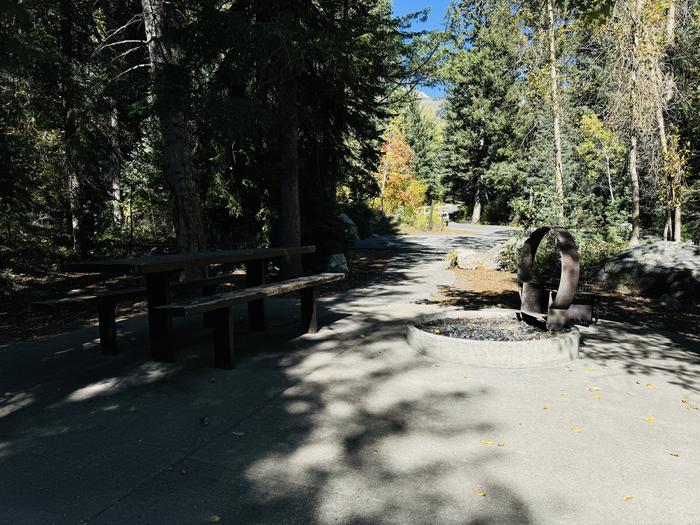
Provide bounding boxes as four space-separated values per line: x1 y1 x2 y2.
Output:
155 272 345 368
34 246 340 367
31 273 245 354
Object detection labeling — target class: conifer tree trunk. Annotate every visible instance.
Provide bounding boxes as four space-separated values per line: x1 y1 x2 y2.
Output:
471 179 482 224
60 0 81 254
141 0 205 255
547 0 565 220
277 67 303 277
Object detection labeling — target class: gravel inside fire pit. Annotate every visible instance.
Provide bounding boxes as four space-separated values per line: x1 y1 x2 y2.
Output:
418 317 567 341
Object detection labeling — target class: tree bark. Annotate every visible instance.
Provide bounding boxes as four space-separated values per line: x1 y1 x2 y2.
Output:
141 0 205 255
277 67 303 278
60 0 81 254
628 0 642 245
471 180 481 224
547 0 565 220
629 134 641 244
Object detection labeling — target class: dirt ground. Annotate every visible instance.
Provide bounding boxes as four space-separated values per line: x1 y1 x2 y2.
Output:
431 267 700 340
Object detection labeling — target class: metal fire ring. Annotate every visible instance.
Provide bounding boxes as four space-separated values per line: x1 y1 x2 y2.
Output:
517 227 580 310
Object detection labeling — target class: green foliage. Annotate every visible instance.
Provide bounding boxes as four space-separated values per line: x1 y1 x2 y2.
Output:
441 0 527 224
445 251 459 268
498 230 628 281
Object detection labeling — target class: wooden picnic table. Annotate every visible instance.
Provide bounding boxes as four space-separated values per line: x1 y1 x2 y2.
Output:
61 246 315 360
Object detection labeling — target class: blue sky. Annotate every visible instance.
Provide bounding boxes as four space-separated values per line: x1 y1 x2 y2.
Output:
392 0 452 97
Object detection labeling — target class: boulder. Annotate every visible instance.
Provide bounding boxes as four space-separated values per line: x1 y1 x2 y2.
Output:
327 253 349 273
594 241 700 304
455 246 504 271
338 212 360 241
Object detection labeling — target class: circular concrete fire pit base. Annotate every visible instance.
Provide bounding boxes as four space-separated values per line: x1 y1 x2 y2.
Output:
407 310 579 368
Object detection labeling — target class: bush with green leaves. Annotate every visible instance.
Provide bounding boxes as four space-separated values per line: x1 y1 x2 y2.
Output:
498 229 628 283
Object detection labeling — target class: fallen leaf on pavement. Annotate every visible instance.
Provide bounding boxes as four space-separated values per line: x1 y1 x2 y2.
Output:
588 386 600 392
480 440 496 445
593 395 601 401
433 364 440 367
210 516 222 523
670 452 680 457
622 496 633 502
584 367 595 372
646 383 654 390
564 367 573 372
543 403 551 410
560 391 569 396
497 441 505 447
474 490 486 497
644 416 655 424
570 426 583 433
232 432 244 436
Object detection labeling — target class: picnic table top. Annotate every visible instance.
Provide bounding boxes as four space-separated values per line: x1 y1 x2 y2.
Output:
61 246 316 275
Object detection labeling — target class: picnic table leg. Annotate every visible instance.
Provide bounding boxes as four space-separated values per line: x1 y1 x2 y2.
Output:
211 307 235 369
97 302 118 355
146 272 174 362
245 260 266 331
300 287 318 334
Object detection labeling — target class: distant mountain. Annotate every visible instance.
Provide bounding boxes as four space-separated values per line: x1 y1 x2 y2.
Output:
416 90 445 119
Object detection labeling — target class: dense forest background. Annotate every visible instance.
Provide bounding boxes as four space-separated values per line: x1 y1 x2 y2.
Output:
1 0 699 288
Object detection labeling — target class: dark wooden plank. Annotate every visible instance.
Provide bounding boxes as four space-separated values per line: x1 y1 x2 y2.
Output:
211 307 235 369
31 274 244 312
61 246 316 275
300 287 317 334
157 273 345 317
246 260 266 331
97 303 118 355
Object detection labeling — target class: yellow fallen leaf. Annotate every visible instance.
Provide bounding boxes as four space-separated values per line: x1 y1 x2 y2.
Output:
681 397 689 404
646 383 654 390
564 367 573 372
644 416 655 424
588 386 600 392
474 490 486 497
543 403 551 410
497 441 505 447
584 367 595 372
571 426 583 433
433 363 440 367
210 516 222 523
480 440 496 445
622 496 633 502
593 395 601 401
670 452 680 457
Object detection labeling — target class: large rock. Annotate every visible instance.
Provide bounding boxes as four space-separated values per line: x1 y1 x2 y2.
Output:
594 241 700 304
455 246 504 271
327 253 349 273
338 212 360 241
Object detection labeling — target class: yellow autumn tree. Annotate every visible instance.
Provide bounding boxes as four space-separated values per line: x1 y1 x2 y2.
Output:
376 124 426 217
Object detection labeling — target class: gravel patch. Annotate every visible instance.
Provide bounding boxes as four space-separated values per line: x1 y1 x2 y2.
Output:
418 317 567 341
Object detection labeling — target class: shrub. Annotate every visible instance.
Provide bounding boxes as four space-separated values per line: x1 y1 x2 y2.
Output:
498 229 628 282
445 251 459 268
